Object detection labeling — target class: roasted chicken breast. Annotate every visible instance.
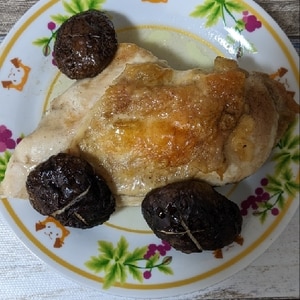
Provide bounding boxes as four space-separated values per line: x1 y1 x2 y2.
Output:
0 43 298 206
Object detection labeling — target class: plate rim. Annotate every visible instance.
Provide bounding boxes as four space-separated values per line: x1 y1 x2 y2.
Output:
0 0 299 298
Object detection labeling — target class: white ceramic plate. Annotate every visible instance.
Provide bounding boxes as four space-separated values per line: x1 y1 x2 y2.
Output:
0 0 299 299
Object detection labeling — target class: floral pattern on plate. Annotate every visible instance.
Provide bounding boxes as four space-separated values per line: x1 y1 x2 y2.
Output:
33 0 106 65
33 0 263 62
85 237 173 289
0 125 23 181
190 0 262 58
0 0 299 298
241 120 300 223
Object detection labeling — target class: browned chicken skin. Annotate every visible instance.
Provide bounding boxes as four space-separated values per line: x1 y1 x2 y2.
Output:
1 43 298 207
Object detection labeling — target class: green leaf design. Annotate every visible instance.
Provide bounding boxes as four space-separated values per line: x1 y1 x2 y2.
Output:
53 0 106 23
85 255 110 273
118 263 127 284
190 1 261 58
292 151 300 163
277 122 295 148
207 5 222 27
103 263 119 289
157 256 173 275
259 210 267 223
268 167 299 198
32 37 51 46
146 253 160 268
157 264 174 275
85 237 173 289
254 199 276 222
0 151 11 182
284 180 300 197
62 0 81 14
281 168 293 182
271 121 300 175
98 240 115 259
225 1 245 13
272 151 292 174
190 0 245 27
190 1 215 18
252 117 299 221
87 0 106 10
50 14 70 25
190 1 222 27
266 175 283 194
115 236 129 260
123 246 147 265
62 0 105 14
277 192 285 210
127 265 144 283
33 0 107 56
235 19 246 31
287 136 300 150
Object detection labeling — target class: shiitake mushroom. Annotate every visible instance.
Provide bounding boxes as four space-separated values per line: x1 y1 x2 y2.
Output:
53 10 118 79
141 180 242 254
26 153 115 229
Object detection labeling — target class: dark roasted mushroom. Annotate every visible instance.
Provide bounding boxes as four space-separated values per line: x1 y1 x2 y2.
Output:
26 152 115 229
141 180 242 253
53 10 118 79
